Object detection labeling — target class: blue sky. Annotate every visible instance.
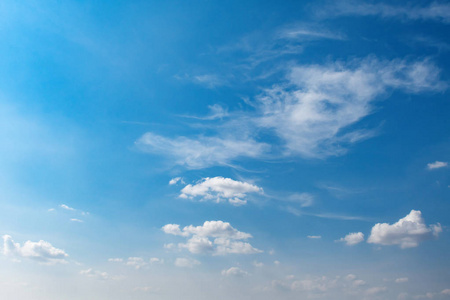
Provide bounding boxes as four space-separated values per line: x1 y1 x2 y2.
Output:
0 0 449 299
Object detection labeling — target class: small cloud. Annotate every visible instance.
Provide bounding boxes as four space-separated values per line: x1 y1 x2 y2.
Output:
287 193 314 207
441 289 450 295
169 177 184 185
366 286 387 295
174 257 200 268
70 219 83 223
338 232 364 246
253 261 264 267
150 257 164 264
80 268 110 280
221 267 248 277
108 258 123 263
60 204 75 211
126 257 147 269
133 286 161 293
427 161 448 170
395 277 409 283
274 260 280 265
48 208 55 212
307 235 322 239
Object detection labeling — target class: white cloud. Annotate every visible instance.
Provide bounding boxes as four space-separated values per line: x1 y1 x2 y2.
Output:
60 204 75 211
135 132 268 169
366 286 387 295
367 210 442 248
338 232 364 246
255 58 445 157
329 2 450 23
180 177 263 206
162 221 261 255
427 161 448 170
441 289 450 295
108 258 123 262
80 268 110 280
169 177 183 185
221 267 248 277
136 57 444 167
149 257 164 264
253 260 264 267
126 257 147 269
174 257 200 268
2 235 68 264
395 277 409 283
307 235 322 239
287 193 314 207
70 218 83 223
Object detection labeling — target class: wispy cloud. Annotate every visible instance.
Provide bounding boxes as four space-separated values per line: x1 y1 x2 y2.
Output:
137 57 445 168
324 1 450 23
135 132 269 169
427 161 448 170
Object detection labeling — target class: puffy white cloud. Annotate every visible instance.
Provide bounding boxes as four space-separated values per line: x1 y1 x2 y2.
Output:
2 235 68 264
108 258 123 262
427 161 448 170
174 257 200 268
367 210 442 249
338 232 364 246
221 267 248 277
149 257 164 264
135 133 268 169
180 177 263 206
162 221 261 255
70 218 83 223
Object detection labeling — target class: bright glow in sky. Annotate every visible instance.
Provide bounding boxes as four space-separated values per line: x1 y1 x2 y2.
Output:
0 1 449 299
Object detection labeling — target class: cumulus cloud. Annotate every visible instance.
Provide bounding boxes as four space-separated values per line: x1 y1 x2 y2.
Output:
2 235 68 264
162 220 261 255
174 257 200 268
442 289 450 295
307 235 322 239
338 232 364 246
366 286 387 295
179 177 263 206
135 133 268 169
221 267 248 277
367 210 442 248
328 2 450 23
427 161 448 170
126 257 147 269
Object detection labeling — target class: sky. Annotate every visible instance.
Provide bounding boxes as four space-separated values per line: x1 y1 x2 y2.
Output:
0 0 449 299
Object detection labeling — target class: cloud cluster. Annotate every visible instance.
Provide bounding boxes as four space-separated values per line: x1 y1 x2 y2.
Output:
2 235 68 264
80 268 110 280
136 58 445 167
367 210 442 248
162 221 261 255
179 177 263 206
338 232 364 246
108 257 164 269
